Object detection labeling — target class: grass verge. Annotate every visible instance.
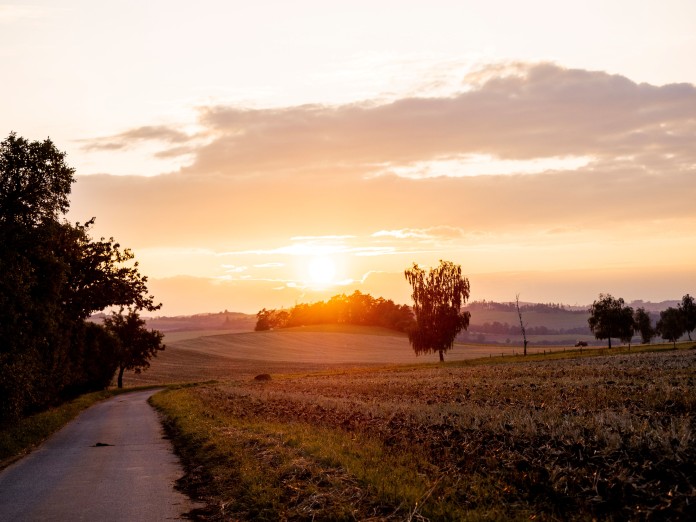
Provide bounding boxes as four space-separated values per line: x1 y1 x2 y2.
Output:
151 386 509 521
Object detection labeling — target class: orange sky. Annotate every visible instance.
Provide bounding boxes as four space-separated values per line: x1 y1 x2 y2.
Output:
3 2 696 314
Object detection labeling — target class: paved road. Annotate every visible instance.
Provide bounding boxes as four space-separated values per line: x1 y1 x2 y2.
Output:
0 389 197 521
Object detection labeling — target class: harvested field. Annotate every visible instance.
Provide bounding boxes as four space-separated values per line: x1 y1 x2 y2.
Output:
152 347 696 520
125 325 606 387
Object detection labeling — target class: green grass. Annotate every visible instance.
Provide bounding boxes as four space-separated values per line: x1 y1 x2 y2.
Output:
151 386 513 520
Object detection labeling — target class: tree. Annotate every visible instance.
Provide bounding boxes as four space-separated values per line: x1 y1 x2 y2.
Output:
0 132 74 227
678 294 696 341
587 294 634 349
656 307 685 348
515 294 528 356
404 260 471 362
633 307 656 344
0 133 161 421
104 309 165 388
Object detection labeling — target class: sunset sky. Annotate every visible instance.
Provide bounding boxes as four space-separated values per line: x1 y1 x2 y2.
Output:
2 1 695 315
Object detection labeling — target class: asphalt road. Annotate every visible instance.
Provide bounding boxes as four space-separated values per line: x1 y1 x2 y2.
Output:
0 389 197 521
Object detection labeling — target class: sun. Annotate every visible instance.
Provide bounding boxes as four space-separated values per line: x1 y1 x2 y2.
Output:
307 256 337 286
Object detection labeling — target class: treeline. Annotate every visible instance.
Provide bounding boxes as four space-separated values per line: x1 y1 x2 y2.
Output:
588 293 696 348
469 322 591 336
465 300 585 314
255 291 414 332
0 134 162 424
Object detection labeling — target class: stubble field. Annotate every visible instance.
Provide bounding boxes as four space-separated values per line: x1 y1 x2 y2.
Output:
127 325 598 387
151 345 695 521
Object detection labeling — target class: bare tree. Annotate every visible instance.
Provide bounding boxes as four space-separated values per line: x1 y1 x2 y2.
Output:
516 294 528 356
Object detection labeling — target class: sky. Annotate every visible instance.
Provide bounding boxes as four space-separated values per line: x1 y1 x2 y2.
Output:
2 1 696 315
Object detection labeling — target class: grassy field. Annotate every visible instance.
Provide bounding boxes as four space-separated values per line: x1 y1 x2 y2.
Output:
6 320 692 520
150 338 695 521
126 325 623 387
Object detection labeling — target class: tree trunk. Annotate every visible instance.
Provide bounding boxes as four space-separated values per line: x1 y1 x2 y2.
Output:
439 350 444 362
608 337 612 349
117 366 125 389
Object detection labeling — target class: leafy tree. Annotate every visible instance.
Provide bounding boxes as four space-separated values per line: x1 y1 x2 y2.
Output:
255 308 272 331
254 291 413 333
404 260 471 362
656 307 685 348
64 321 120 395
678 294 696 341
633 307 656 344
104 309 165 388
587 294 634 349
0 132 74 227
0 133 161 421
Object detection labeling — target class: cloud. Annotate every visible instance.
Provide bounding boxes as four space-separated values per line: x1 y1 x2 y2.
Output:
163 62 694 177
68 62 696 301
372 226 466 240
77 62 696 181
82 125 194 152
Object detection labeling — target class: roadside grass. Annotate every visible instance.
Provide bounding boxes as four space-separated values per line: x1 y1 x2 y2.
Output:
0 385 163 467
153 348 695 520
152 386 521 521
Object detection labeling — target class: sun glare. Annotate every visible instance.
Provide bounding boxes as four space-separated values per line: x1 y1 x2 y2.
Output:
308 256 337 286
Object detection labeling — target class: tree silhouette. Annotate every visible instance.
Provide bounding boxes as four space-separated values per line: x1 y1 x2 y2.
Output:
656 307 685 348
633 307 656 344
587 294 634 349
0 132 74 227
516 294 528 356
0 133 160 421
404 260 471 362
104 309 165 388
678 294 696 341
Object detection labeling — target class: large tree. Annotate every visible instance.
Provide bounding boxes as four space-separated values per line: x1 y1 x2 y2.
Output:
587 294 634 349
0 132 74 227
0 133 160 421
656 307 685 348
404 260 471 362
678 294 696 341
104 310 165 388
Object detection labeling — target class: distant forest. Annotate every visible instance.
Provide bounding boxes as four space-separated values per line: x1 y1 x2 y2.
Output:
464 300 586 313
255 291 414 332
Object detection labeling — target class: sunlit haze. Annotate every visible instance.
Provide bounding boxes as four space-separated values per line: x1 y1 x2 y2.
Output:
3 0 695 314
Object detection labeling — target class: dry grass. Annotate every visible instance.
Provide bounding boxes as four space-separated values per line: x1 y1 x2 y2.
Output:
125 325 635 387
152 347 696 520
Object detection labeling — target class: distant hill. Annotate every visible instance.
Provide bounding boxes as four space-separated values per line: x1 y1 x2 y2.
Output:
90 311 257 333
88 299 679 346
460 299 678 346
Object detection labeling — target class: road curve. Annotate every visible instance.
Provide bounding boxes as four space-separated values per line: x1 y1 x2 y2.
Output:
0 389 197 521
